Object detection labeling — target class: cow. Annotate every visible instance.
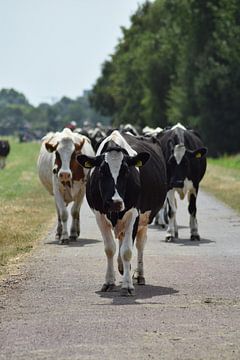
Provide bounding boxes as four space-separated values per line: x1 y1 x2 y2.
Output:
37 128 95 244
158 123 207 242
120 123 139 136
142 126 163 137
77 130 167 296
0 140 10 169
88 127 107 152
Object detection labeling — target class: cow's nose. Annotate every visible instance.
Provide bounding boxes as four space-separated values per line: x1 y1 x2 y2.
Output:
59 171 72 182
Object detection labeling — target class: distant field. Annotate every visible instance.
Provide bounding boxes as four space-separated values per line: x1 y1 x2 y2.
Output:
0 138 55 276
201 155 240 213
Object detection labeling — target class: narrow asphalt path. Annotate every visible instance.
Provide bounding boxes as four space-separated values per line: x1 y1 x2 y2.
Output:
0 191 240 360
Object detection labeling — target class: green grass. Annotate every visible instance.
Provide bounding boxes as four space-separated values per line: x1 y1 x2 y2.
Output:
208 154 240 170
0 138 42 199
201 154 240 213
0 138 55 276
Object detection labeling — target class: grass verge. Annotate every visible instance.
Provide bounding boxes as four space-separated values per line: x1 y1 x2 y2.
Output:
0 138 55 277
201 157 240 213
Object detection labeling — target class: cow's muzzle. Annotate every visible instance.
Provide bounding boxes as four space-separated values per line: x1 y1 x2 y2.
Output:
170 180 184 189
58 171 72 187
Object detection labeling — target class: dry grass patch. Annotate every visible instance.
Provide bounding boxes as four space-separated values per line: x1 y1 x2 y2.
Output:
0 189 55 275
201 163 240 213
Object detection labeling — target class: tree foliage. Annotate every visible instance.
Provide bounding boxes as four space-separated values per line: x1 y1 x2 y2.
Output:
0 89 110 137
90 0 240 155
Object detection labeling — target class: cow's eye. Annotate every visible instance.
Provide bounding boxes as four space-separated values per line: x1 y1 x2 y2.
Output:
55 151 61 166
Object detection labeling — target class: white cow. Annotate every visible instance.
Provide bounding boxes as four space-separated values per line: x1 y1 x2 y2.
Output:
37 128 95 244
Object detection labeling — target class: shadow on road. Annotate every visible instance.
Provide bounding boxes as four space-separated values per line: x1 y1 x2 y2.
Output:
45 238 101 247
149 224 189 230
161 237 215 246
96 284 178 305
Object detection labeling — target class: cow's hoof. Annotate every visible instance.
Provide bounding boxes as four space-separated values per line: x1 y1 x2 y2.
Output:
165 236 175 242
137 275 145 285
69 235 77 242
120 288 135 297
101 283 116 292
191 234 200 241
59 238 69 245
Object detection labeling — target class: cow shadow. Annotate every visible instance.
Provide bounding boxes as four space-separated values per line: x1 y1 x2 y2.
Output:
161 237 215 246
148 224 189 230
96 283 178 305
45 238 101 247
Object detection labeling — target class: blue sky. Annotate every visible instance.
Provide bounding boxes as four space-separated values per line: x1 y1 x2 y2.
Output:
0 0 148 105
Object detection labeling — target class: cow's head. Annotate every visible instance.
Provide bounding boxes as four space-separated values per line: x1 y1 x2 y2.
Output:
77 148 149 212
45 134 85 186
167 141 207 189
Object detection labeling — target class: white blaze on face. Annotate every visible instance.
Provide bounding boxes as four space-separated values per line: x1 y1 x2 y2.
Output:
97 130 137 157
174 144 186 165
171 122 187 131
57 137 75 173
105 150 125 209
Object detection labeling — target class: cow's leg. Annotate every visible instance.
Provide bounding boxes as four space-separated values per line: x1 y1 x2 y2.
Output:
70 190 85 241
188 189 200 241
166 190 178 242
154 198 168 228
117 239 123 275
56 205 69 244
55 206 62 240
134 225 148 285
120 208 138 296
0 157 6 169
95 212 116 291
53 186 69 244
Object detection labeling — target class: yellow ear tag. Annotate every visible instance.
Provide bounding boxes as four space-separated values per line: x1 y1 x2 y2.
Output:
84 161 93 168
195 152 202 158
135 160 143 167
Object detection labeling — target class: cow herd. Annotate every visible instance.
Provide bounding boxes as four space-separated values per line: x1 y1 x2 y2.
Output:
37 123 207 296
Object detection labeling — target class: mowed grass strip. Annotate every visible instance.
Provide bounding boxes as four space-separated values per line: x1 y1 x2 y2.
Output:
0 138 55 276
201 156 240 213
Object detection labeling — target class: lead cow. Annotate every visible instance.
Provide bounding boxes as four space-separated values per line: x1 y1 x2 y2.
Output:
77 130 167 296
159 123 207 242
37 128 95 244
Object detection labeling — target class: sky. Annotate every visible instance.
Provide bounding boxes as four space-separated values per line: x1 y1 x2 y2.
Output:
0 0 148 106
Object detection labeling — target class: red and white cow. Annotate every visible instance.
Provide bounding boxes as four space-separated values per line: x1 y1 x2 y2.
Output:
37 128 95 244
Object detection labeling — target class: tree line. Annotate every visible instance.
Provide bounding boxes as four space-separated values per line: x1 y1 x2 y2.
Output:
90 0 240 156
0 88 109 139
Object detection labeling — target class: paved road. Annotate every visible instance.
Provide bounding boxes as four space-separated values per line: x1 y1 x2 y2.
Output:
1 191 240 359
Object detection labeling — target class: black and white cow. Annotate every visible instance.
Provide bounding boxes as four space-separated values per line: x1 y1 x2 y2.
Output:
77 130 167 296
159 123 207 242
0 140 10 169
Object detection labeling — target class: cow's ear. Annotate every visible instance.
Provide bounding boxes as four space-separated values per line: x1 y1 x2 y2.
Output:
188 147 208 159
75 139 85 153
45 142 58 153
76 154 102 168
127 152 150 167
